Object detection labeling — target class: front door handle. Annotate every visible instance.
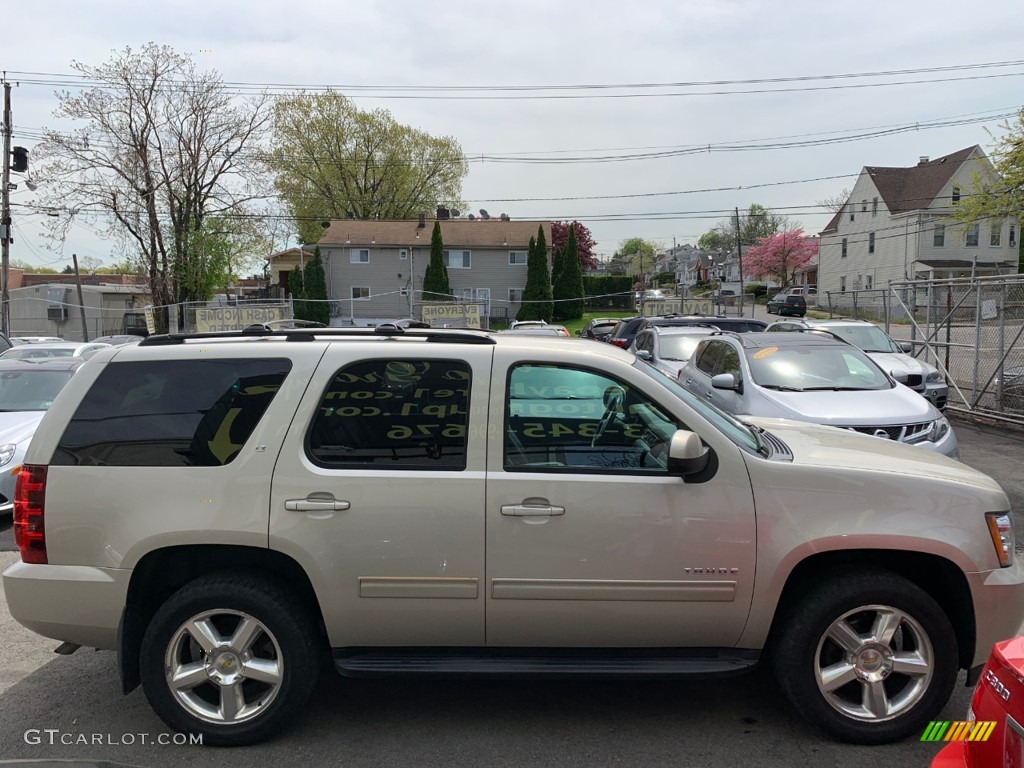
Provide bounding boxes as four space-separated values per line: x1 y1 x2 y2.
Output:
501 500 565 517
285 498 351 512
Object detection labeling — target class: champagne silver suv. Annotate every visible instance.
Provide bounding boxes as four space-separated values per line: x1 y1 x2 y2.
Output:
3 326 1022 747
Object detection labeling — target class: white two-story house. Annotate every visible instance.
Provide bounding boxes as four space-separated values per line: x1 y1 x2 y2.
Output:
818 146 1019 296
295 215 553 325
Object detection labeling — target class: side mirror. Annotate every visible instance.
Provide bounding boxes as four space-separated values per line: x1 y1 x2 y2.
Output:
635 349 652 361
667 429 710 476
890 370 910 384
899 341 913 353
711 372 742 393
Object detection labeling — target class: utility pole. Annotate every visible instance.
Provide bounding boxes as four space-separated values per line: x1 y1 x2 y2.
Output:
72 253 89 341
734 207 746 317
1 81 12 336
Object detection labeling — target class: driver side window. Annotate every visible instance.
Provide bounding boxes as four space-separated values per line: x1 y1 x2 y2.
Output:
505 364 680 474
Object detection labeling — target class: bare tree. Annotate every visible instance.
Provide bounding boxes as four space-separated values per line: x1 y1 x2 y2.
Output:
817 187 852 213
36 44 273 321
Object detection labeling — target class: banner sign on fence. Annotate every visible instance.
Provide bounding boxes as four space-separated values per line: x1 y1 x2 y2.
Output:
641 298 714 316
420 303 482 329
195 305 288 333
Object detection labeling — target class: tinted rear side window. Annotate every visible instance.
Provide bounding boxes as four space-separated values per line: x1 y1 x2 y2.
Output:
307 359 470 470
53 359 291 467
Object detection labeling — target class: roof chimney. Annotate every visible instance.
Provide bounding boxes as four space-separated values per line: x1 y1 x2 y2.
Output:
918 156 930 165
417 212 426 228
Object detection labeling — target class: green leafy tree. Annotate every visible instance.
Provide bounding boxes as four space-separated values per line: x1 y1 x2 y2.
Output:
422 221 452 301
697 203 789 252
301 246 330 325
552 224 584 321
618 237 658 277
268 92 468 244
956 110 1024 273
517 227 553 321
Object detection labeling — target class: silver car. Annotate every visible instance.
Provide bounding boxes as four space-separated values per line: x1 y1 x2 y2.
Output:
0 359 84 515
679 331 958 458
630 326 716 382
765 318 948 410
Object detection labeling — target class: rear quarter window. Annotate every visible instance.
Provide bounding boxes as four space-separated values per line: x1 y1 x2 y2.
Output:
52 358 292 467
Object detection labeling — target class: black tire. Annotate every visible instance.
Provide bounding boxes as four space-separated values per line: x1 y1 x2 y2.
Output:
772 569 958 744
140 573 322 746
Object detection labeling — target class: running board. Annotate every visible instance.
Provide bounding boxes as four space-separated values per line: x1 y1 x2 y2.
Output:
333 649 759 679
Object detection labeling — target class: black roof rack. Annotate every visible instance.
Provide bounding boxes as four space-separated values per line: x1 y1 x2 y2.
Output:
140 324 497 346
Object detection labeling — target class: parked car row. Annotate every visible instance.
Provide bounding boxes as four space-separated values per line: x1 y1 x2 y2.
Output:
603 313 955 459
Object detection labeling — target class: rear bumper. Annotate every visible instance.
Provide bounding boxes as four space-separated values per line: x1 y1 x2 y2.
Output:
1 560 130 650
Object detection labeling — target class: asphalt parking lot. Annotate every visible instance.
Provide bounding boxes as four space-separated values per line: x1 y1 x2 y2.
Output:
0 414 1019 768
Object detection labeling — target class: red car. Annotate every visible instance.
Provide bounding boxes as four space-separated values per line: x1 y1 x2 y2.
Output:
931 636 1024 767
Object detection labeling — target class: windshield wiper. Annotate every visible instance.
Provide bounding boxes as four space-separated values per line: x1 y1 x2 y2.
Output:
759 384 803 392
739 420 770 457
801 386 872 391
661 356 685 361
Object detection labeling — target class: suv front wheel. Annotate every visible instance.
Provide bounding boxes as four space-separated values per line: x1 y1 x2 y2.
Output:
772 570 958 744
139 573 321 746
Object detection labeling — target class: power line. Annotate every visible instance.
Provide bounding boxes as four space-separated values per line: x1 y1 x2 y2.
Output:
7 58 1024 98
12 108 1017 171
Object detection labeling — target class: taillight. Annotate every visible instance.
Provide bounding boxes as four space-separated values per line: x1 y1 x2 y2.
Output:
611 339 627 348
13 464 47 564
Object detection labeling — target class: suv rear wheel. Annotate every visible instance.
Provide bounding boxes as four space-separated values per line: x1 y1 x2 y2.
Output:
139 573 321 746
772 570 957 744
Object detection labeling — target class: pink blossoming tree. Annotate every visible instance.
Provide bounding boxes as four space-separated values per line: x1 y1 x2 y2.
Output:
742 228 818 287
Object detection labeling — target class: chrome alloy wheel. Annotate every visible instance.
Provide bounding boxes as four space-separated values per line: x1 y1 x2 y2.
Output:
814 604 933 722
164 609 284 725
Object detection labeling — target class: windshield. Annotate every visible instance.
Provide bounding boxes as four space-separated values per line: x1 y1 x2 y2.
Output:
657 334 707 361
1 347 75 359
748 344 892 391
818 324 901 353
0 369 74 410
635 361 760 453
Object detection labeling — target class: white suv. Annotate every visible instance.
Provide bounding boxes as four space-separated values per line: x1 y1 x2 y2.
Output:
3 326 1022 746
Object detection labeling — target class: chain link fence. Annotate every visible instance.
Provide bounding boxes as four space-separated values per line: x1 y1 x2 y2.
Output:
826 277 1024 423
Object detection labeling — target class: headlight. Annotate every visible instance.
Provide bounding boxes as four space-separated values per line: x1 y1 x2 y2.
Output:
926 371 943 383
0 443 15 467
927 416 950 442
986 511 1015 568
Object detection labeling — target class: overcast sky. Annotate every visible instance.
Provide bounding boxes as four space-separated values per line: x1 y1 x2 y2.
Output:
4 0 1024 269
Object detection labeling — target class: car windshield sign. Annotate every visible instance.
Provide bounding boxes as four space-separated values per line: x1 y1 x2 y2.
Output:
747 345 892 392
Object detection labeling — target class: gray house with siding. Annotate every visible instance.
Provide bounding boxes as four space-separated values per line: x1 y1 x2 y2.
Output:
295 217 553 326
818 146 1019 296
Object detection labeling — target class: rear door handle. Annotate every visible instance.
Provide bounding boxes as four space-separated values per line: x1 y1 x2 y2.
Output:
501 502 565 517
285 498 351 512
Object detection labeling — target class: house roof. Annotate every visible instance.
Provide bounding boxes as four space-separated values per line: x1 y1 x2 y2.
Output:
820 209 843 234
820 146 980 235
318 219 552 249
867 146 978 214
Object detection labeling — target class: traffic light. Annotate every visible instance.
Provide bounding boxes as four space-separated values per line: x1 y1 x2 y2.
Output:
11 146 28 173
